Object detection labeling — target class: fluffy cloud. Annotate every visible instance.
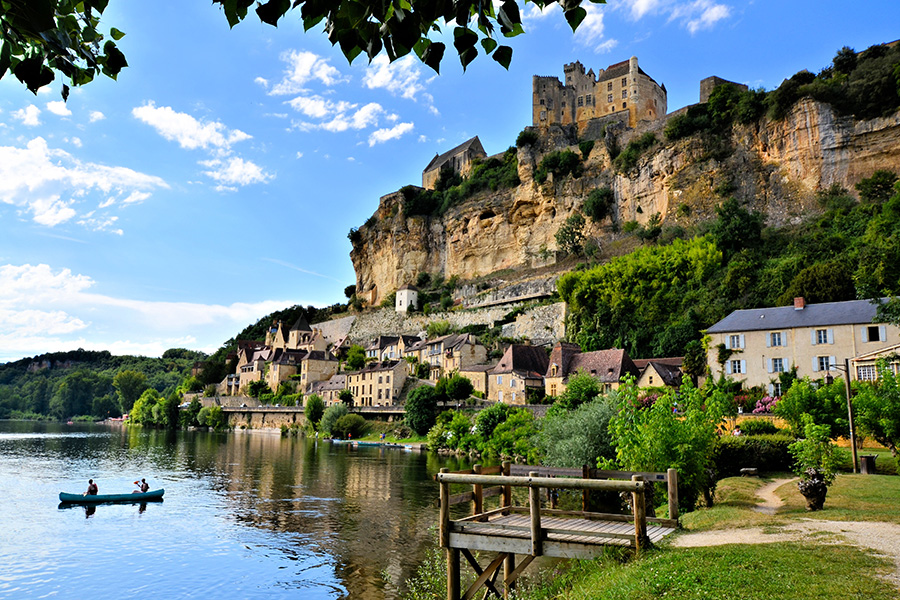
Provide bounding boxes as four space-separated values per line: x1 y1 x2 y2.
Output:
269 50 347 95
289 98 391 133
0 137 169 228
89 111 106 122
628 0 662 19
13 105 41 126
363 55 426 100
670 0 730 33
46 101 72 117
200 157 273 189
368 122 414 146
0 263 293 362
132 102 251 154
574 6 618 53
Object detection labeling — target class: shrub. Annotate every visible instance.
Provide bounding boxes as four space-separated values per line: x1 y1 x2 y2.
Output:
332 414 368 439
555 212 586 256
426 320 454 338
613 132 656 172
534 150 583 183
712 433 795 477
474 403 510 441
789 416 847 485
304 394 325 427
406 386 439 435
516 128 538 147
753 395 778 414
320 403 349 436
203 385 217 397
738 419 779 435
579 139 595 160
584 187 614 223
540 397 617 468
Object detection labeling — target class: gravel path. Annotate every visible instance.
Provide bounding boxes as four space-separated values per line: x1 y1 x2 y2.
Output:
669 477 900 589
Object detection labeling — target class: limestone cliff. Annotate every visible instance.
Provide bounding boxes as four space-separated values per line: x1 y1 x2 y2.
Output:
350 100 900 306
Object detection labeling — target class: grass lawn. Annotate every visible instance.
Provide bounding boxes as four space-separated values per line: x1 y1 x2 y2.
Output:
776 473 900 523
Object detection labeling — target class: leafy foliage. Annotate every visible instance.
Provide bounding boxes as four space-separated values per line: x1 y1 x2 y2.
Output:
332 414 368 439
540 396 616 468
516 129 538 148
854 360 900 460
304 394 326 428
320 403 349 436
713 433 794 477
584 187 614 223
405 386 439 435
345 345 367 371
534 149 583 184
774 377 849 438
613 132 656 172
788 415 847 485
555 212 586 256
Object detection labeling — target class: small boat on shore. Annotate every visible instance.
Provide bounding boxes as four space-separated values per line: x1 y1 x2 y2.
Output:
59 489 165 503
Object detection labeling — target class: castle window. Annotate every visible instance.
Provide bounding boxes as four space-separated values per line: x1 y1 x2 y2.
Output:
622 90 628 99
585 94 591 105
561 102 566 108
621 77 627 86
539 98 545 105
607 82 612 92
547 98 553 108
577 96 583 107
607 94 613 103
622 102 626 109
540 110 546 120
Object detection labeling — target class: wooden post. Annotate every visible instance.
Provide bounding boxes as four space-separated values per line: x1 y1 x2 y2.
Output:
529 471 542 556
582 464 590 512
632 474 647 553
439 468 450 548
447 548 460 600
473 464 483 520
667 468 679 523
501 461 512 511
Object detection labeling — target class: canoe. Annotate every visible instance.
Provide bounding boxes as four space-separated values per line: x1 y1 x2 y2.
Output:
59 489 165 503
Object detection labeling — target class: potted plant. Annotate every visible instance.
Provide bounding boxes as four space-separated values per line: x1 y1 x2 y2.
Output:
788 415 847 511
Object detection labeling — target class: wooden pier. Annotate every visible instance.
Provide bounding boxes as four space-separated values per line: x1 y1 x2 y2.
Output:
436 463 679 600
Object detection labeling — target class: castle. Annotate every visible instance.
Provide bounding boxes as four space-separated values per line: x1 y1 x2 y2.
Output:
533 57 667 130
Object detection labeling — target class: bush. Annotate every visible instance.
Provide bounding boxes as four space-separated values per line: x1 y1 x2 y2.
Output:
712 433 795 477
332 414 368 439
406 386 439 435
579 140 595 160
516 128 538 147
584 187 614 223
540 397 617 468
320 403 349 436
738 419 779 435
613 132 656 172
534 150 583 184
305 394 325 427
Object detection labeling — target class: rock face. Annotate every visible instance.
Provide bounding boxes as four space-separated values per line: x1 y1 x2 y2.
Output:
351 100 900 306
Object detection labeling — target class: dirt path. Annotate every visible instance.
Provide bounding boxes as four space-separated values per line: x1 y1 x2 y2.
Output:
670 478 900 589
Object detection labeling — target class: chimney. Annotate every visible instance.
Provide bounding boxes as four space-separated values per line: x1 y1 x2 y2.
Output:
794 297 805 310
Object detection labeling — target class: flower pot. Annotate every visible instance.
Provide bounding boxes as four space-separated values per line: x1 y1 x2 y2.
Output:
797 468 828 511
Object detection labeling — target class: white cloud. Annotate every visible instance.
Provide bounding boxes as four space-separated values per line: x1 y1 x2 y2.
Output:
255 76 269 88
67 137 83 148
46 101 72 117
363 55 426 100
200 157 273 188
89 111 105 122
133 102 252 154
368 122 414 146
13 105 41 126
669 0 731 33
0 137 169 229
629 0 662 19
122 191 151 205
295 152 303 159
574 6 618 53
77 214 123 235
0 263 295 362
269 50 347 95
289 98 389 133
522 3 558 25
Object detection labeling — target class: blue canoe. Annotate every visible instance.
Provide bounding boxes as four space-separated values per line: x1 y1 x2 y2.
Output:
59 489 164 503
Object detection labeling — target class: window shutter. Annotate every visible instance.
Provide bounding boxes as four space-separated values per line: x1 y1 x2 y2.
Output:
827 329 834 344
766 334 771 348
768 383 774 395
811 330 817 345
725 361 732 375
830 356 836 370
880 326 886 342
739 334 745 349
861 327 868 343
782 331 788 346
767 358 773 373
725 336 731 350
812 357 819 372
740 360 746 374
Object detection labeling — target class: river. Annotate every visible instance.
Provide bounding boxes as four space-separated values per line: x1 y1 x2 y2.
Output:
0 421 475 599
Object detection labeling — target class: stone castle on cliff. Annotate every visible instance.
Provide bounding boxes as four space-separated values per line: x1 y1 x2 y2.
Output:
532 57 667 130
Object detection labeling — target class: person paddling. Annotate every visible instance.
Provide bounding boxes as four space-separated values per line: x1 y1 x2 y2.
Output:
133 478 149 493
84 479 98 496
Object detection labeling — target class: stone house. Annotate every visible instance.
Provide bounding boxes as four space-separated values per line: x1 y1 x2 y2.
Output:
706 297 900 396
457 364 495 397
421 137 487 189
533 57 666 130
366 334 420 362
396 284 418 313
287 316 329 352
406 333 487 380
850 343 900 382
634 358 684 389
490 344 550 405
237 347 274 392
345 360 407 407
543 342 640 398
308 374 347 406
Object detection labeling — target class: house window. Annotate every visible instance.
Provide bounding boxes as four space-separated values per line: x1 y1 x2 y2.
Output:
770 332 782 347
730 360 744 374
540 110 546 120
621 77 627 86
511 392 516 403
607 82 612 91
649 376 654 385
607 94 613 103
547 98 553 108
561 102 566 108
857 365 878 381
772 382 782 397
771 358 784 373
386 375 390 384
816 329 828 345
622 90 628 99
817 356 832 372
577 96 584 107
622 102 627 109
550 384 557 396
511 379 516 388
729 334 744 349
497 375 502 385
539 98 545 105
867 326 883 342
498 391 503 402
585 94 592 105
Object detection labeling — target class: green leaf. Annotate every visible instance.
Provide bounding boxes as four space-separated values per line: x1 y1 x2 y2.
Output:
481 38 497 54
109 27 126 40
102 40 127 76
256 0 292 26
492 45 512 69
453 27 477 53
459 46 477 71
13 57 55 94
62 83 70 102
0 42 11 82
422 41 445 73
564 6 587 32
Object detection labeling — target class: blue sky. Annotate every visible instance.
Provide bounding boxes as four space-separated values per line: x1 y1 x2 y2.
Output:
1 0 898 362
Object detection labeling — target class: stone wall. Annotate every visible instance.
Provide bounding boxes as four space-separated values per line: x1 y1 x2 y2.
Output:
226 408 306 430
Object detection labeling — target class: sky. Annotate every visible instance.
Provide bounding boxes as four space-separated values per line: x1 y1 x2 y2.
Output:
1 0 899 363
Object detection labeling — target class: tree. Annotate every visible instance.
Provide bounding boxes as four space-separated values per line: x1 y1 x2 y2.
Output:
247 379 272 398
540 397 616 468
774 377 849 438
130 388 160 425
855 170 898 204
345 345 367 371
405 385 439 435
553 371 601 412
854 360 900 461
320 403 349 436
338 388 354 407
710 197 763 261
444 374 474 402
832 46 857 76
332 414 368 439
4 0 608 97
0 1 127 97
344 285 357 299
681 340 707 380
555 212 586 256
113 370 148 413
584 188 614 223
305 394 326 428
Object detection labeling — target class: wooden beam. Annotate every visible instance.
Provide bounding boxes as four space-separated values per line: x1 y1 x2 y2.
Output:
437 472 645 493
667 468 679 523
448 548 460 600
529 471 542 556
461 551 506 600
440 468 450 548
503 553 516 599
503 554 535 589
473 464 484 520
632 474 647 553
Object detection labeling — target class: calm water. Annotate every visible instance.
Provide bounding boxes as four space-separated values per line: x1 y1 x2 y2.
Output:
0 421 474 599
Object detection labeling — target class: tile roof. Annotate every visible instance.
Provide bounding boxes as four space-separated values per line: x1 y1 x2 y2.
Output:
422 136 485 173
492 344 550 378
290 315 312 332
566 348 639 383
546 342 582 377
643 361 683 386
707 299 886 334
632 357 684 371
